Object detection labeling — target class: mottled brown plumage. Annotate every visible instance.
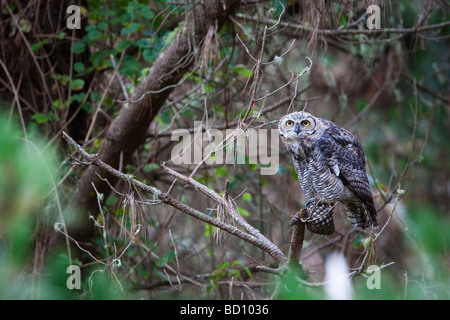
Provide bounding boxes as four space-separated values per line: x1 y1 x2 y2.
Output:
279 111 377 235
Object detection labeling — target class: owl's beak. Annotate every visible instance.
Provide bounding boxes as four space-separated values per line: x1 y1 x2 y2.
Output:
295 123 301 134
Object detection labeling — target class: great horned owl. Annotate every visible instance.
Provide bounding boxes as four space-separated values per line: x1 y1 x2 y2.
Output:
278 111 378 235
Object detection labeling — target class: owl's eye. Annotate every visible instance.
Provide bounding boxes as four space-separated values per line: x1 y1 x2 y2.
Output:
301 120 310 127
286 120 294 127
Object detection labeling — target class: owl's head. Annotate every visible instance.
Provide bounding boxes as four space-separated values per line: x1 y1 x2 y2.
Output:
278 111 317 142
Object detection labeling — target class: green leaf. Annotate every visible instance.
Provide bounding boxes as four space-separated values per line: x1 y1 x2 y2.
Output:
52 99 62 109
73 41 86 54
90 51 103 68
30 39 50 51
143 163 160 172
87 29 102 41
233 65 252 78
182 108 195 119
70 79 85 91
141 7 155 20
228 269 240 278
237 207 251 217
242 265 252 278
73 62 85 73
106 195 118 207
356 99 367 112
69 92 86 104
97 20 108 31
121 22 142 36
31 113 48 124
339 15 347 27
119 55 141 76
160 110 171 124
117 40 132 52
261 179 268 187
156 255 169 267
204 223 212 237
242 192 252 202
142 48 158 62
215 167 228 177
90 50 115 69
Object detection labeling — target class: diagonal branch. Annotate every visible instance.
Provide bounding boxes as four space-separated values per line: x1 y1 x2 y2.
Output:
62 132 287 263
162 165 286 262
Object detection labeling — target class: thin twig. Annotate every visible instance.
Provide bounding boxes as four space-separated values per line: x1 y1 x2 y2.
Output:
168 229 183 298
54 223 105 265
0 59 28 140
110 54 129 101
237 14 450 35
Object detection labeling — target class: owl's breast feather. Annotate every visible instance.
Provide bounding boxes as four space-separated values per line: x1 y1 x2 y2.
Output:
286 141 306 160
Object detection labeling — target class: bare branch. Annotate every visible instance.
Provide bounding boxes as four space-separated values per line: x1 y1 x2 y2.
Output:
162 164 286 262
237 14 450 36
62 132 287 263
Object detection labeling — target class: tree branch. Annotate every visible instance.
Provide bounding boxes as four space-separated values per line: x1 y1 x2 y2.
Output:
62 132 287 263
237 14 450 36
66 0 241 239
161 165 286 262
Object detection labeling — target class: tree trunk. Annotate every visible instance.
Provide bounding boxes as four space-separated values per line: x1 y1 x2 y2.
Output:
66 0 241 239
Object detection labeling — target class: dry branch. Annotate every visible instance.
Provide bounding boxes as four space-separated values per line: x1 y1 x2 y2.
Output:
62 132 287 263
237 14 450 36
162 165 286 262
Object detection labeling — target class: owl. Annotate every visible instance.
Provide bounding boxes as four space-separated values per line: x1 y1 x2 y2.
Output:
278 111 378 235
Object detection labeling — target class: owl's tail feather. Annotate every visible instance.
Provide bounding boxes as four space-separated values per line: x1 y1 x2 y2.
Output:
363 200 378 228
344 200 378 232
334 171 378 229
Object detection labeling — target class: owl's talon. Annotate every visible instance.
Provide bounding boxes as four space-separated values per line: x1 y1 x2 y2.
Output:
289 209 307 226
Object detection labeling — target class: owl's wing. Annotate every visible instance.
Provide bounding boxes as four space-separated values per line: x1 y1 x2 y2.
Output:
320 122 377 225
